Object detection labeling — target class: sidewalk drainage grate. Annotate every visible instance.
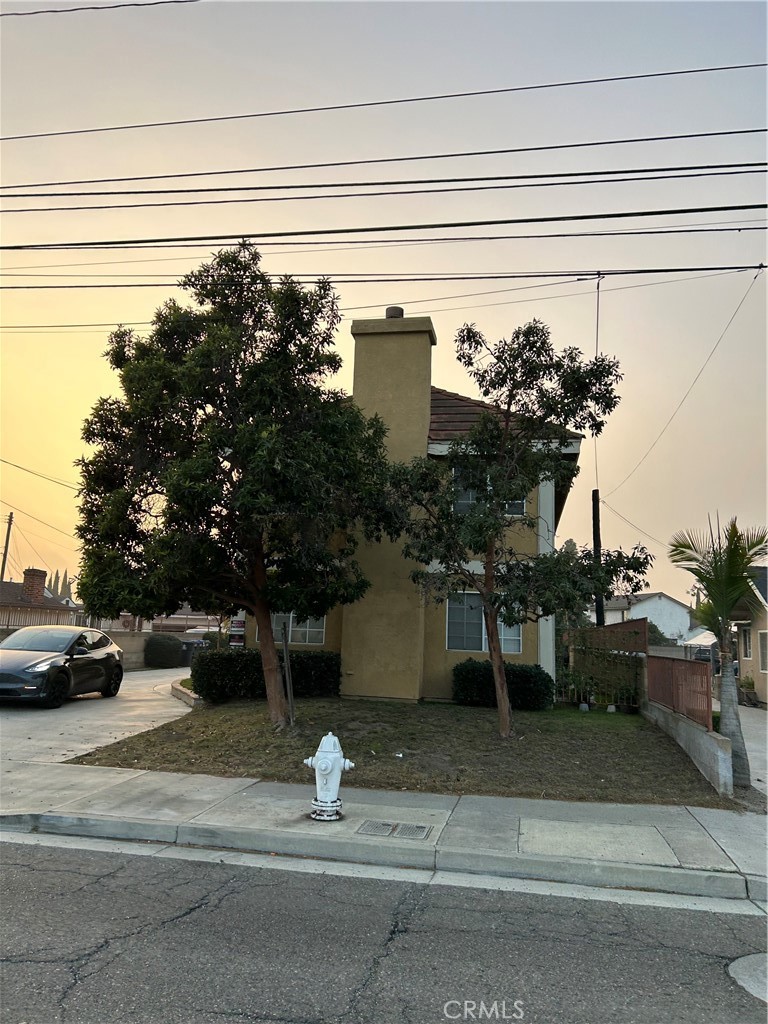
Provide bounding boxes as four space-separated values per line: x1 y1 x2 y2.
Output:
356 820 433 840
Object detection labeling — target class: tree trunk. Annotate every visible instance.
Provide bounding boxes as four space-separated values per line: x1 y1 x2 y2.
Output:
484 606 512 739
718 646 750 788
252 597 287 728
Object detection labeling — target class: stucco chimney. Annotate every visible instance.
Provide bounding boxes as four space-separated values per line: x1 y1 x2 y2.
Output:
22 567 47 604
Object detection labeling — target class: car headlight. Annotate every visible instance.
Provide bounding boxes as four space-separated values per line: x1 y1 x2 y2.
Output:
24 660 55 673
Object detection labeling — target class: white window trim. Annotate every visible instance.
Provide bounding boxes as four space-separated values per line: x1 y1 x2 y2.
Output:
741 626 752 661
258 612 326 646
759 630 768 673
452 468 526 518
445 595 522 655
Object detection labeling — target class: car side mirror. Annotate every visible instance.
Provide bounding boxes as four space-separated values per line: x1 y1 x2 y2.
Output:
73 646 89 657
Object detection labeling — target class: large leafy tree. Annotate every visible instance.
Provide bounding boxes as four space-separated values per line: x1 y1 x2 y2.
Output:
395 319 651 738
669 516 767 787
77 243 397 726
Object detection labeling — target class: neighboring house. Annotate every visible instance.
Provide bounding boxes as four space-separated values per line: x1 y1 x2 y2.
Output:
151 604 222 633
588 591 692 642
245 309 581 701
734 565 768 704
0 567 86 628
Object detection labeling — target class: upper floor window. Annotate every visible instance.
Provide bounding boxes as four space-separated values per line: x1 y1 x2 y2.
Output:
446 593 522 654
453 470 525 517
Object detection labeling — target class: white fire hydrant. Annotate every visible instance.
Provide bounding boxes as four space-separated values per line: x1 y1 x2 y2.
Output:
303 732 354 821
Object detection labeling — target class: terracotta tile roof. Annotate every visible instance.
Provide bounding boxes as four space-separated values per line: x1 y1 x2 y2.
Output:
429 386 581 443
429 386 499 442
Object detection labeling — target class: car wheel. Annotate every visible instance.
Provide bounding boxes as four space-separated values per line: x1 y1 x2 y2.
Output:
101 665 123 698
40 673 70 709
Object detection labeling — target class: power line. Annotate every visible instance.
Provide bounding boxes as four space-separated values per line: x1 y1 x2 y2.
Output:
5 168 764 214
0 458 78 490
602 499 667 548
1 222 764 271
4 162 761 197
1 266 765 290
3 64 764 142
604 268 765 499
0 269 753 331
14 524 52 574
0 0 199 15
3 128 764 190
0 500 77 538
3 203 765 250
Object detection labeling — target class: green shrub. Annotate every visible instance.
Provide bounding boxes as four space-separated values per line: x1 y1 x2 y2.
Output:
144 633 183 668
191 648 340 703
452 658 554 711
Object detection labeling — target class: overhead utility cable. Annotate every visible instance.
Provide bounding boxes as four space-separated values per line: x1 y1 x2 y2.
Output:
3 203 764 250
3 128 762 190
603 267 765 499
0 458 78 490
4 162 760 197
5 168 763 214
0 500 76 538
2 266 764 290
3 64 764 142
0 0 198 14
600 502 668 549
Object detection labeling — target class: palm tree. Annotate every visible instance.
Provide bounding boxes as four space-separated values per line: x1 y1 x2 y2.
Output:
669 516 767 788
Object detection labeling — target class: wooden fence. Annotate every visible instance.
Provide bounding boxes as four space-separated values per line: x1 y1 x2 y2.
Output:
646 656 713 731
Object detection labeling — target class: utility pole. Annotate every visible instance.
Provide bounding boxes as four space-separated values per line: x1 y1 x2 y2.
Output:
0 512 13 584
592 490 605 626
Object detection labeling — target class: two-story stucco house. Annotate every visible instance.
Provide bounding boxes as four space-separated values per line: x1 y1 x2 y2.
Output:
245 309 582 701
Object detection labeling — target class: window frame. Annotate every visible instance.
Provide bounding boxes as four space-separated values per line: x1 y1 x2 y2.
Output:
741 626 752 661
759 630 768 673
262 612 326 646
445 592 522 654
452 469 526 518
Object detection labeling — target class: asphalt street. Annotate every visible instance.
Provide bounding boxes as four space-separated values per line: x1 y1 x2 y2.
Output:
1 840 765 1024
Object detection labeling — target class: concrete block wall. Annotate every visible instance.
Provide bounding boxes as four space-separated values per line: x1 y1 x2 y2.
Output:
643 701 733 797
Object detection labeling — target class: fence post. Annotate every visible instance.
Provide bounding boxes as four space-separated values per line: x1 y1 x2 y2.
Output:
638 654 649 710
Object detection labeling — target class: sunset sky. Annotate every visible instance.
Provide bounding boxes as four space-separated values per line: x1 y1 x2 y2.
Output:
0 0 765 611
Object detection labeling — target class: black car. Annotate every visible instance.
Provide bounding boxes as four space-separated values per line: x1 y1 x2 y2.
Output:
0 626 123 708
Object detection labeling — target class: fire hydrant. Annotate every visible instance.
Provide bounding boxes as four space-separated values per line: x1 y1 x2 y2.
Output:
303 732 354 820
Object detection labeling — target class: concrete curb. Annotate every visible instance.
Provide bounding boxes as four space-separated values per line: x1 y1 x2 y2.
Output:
0 812 754 900
170 681 203 707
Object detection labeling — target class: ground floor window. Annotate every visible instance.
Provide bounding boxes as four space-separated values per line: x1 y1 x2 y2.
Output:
759 630 768 673
263 612 325 645
446 593 522 654
741 627 752 661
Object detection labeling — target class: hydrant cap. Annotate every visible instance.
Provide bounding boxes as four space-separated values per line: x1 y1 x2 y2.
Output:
318 732 341 752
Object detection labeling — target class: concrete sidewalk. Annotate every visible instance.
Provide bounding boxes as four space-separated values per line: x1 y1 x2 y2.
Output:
1 760 766 904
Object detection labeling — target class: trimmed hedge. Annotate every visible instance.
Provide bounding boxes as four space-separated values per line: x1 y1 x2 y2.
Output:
191 647 341 703
144 633 183 668
452 658 554 711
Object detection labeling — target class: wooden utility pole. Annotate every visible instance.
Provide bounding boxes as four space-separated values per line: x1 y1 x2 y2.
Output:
0 512 13 584
592 490 605 626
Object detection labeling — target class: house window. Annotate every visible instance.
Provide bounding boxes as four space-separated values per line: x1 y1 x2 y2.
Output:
759 631 768 673
264 612 325 645
741 627 752 661
446 593 522 654
453 470 525 517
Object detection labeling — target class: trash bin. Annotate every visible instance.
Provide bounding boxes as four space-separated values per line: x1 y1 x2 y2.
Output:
179 640 196 667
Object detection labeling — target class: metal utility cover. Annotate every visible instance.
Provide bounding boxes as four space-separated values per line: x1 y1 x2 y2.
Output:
393 823 433 840
357 819 396 837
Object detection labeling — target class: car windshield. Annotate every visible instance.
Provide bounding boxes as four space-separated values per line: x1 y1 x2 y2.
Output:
0 629 75 653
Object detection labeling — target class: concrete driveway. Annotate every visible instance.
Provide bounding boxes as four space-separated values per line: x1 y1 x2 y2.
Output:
739 706 768 795
0 668 190 763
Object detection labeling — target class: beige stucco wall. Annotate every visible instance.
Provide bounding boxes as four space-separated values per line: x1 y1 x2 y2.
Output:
421 600 540 700
739 605 768 702
339 314 436 700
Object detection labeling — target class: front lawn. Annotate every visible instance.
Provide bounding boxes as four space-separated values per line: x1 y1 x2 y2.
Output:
70 698 737 808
